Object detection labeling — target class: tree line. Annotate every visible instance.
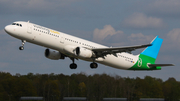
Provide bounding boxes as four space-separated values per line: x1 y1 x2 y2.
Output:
0 72 179 101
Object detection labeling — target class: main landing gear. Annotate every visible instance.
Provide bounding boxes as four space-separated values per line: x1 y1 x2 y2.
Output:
90 58 98 69
70 58 77 69
69 58 98 69
90 62 98 69
19 40 26 50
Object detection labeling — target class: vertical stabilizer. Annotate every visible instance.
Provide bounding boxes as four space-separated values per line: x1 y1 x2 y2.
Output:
129 36 164 70
141 36 163 59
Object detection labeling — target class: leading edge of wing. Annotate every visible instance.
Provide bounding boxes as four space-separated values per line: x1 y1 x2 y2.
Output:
91 44 152 53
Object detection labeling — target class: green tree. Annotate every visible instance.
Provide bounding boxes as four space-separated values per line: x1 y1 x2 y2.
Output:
79 82 86 96
163 78 180 101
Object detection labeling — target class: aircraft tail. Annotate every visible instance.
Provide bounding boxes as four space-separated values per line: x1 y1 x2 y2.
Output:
129 36 174 70
140 36 163 61
139 36 174 69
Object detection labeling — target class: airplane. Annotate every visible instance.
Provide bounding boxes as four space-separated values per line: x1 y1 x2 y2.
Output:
4 21 174 70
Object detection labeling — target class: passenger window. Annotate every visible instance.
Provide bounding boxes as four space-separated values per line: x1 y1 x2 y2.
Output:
17 24 19 26
20 24 22 27
12 23 16 25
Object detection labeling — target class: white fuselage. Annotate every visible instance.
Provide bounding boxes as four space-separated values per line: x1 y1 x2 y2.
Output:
5 21 139 70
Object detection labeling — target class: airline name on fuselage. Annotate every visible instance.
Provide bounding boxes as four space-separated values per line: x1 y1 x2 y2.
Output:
33 24 60 35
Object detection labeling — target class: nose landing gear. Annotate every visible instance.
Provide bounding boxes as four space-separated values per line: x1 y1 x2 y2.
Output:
19 40 26 50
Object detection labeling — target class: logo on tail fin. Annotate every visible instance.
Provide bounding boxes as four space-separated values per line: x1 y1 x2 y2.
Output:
137 58 142 67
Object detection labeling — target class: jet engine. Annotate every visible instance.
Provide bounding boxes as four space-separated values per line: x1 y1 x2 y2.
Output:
63 45 94 58
45 49 65 60
75 47 93 58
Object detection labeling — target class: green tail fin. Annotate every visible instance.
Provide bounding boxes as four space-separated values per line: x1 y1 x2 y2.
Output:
129 36 163 70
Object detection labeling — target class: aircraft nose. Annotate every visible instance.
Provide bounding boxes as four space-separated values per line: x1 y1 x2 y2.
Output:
4 25 12 34
5 25 9 33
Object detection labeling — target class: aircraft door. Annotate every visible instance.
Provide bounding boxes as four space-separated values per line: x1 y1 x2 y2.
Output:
27 22 32 34
60 33 64 44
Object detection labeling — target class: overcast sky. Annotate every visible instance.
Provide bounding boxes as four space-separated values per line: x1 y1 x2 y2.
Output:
0 0 180 81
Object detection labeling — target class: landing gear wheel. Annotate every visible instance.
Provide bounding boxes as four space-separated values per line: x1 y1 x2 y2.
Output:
19 40 26 50
69 58 77 69
70 63 77 69
19 46 24 50
90 62 98 69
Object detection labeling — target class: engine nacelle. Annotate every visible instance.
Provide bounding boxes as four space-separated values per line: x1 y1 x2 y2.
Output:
45 49 65 60
75 47 93 58
63 45 94 58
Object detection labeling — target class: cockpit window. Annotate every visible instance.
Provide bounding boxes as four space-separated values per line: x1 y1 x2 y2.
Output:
12 23 16 25
11 23 22 27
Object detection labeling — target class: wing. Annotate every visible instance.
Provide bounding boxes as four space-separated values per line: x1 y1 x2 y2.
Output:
91 44 152 58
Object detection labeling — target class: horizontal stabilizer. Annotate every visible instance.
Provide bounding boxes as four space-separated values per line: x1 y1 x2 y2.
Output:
148 64 174 68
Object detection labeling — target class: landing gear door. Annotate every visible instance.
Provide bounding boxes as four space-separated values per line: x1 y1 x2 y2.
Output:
60 33 64 44
27 22 32 34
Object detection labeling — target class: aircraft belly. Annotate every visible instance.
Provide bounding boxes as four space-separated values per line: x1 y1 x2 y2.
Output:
97 54 138 70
